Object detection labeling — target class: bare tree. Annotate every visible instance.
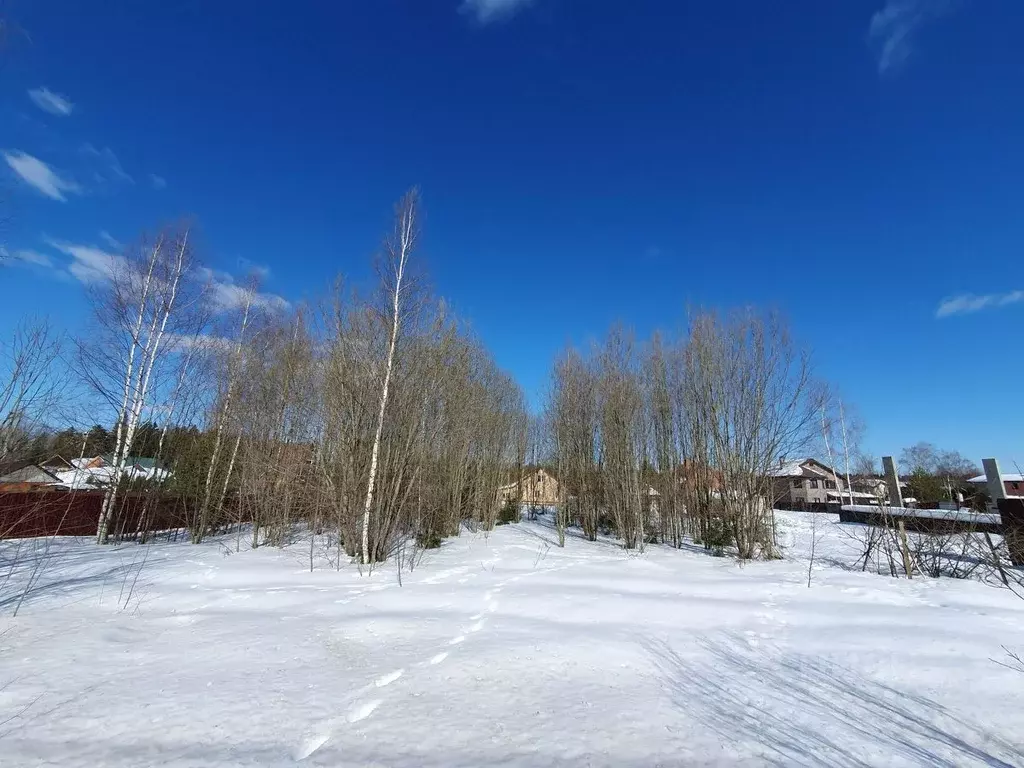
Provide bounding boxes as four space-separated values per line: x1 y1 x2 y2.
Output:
0 319 65 463
361 190 419 566
194 280 257 543
685 310 826 559
78 224 206 544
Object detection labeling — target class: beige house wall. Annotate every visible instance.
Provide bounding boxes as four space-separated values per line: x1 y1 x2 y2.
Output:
499 468 560 507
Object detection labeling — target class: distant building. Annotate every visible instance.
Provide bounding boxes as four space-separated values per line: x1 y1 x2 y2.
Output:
968 472 1023 498
675 460 724 493
768 458 847 511
0 462 62 492
498 468 560 507
46 455 171 490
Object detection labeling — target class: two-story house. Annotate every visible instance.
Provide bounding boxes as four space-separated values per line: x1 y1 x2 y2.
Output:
769 458 846 511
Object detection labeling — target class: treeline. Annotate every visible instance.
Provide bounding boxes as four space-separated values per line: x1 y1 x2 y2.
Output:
547 313 828 560
1 191 529 563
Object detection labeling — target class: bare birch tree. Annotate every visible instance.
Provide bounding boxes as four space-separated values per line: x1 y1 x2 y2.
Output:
361 189 419 566
79 224 206 543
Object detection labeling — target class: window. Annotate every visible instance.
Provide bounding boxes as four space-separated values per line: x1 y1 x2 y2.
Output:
825 480 836 490
792 479 803 489
809 479 819 489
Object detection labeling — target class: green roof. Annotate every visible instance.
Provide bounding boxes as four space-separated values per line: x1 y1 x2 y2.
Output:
101 454 161 469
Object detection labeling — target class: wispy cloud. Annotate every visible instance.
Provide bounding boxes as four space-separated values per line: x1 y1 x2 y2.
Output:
81 143 133 186
237 257 271 279
148 173 167 190
99 230 123 250
197 266 289 313
27 87 73 116
936 290 1024 318
45 238 127 284
9 249 54 268
460 0 534 24
2 150 81 201
868 0 954 74
162 332 235 354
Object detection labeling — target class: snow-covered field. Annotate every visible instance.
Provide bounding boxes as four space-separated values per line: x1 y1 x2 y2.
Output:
2 512 1024 767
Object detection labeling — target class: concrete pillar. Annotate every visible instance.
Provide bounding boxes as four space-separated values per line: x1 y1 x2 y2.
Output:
882 456 903 508
983 458 1006 501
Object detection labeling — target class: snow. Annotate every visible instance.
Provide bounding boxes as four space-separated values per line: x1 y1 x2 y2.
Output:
826 490 878 500
841 504 1003 525
767 459 811 477
49 464 170 489
2 513 1024 766
969 472 1024 484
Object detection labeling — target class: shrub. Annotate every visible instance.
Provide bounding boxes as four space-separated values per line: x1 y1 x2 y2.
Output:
416 530 443 549
697 514 733 556
496 499 520 526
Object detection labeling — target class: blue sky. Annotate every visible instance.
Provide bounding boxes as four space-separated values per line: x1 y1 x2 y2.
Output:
1 0 1022 466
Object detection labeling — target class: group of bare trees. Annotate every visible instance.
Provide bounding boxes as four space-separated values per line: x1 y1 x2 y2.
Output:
21 191 528 565
0 321 66 465
548 311 827 560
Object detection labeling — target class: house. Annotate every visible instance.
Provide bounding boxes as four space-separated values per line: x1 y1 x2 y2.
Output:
768 458 847 511
0 461 62 492
41 455 75 471
48 455 171 490
675 460 724 493
968 472 1024 498
498 468 560 508
851 476 888 499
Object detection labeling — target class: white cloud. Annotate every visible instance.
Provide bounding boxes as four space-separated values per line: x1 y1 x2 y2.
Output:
868 0 953 74
936 290 1024 318
197 266 289 313
27 87 73 116
3 150 81 201
148 173 167 190
460 0 534 24
45 238 127 284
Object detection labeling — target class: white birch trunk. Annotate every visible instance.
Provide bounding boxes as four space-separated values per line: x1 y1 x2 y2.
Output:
361 194 416 566
97 239 162 543
99 231 189 543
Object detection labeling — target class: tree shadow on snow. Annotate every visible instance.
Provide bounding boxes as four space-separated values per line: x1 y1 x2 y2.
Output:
0 563 135 612
640 634 1023 767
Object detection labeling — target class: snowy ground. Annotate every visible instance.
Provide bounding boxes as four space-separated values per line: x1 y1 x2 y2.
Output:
2 512 1024 767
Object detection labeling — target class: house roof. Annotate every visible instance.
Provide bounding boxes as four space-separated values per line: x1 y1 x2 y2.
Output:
767 458 838 478
0 461 62 484
41 454 75 469
100 455 162 470
969 473 1024 484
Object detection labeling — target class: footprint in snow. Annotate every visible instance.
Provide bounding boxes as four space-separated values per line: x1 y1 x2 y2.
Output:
295 728 331 761
375 669 403 687
346 699 381 723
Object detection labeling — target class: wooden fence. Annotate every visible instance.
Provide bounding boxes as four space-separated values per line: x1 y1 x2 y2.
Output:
0 490 192 540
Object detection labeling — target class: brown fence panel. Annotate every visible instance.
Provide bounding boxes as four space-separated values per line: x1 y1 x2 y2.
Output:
0 491 195 540
0 491 103 538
